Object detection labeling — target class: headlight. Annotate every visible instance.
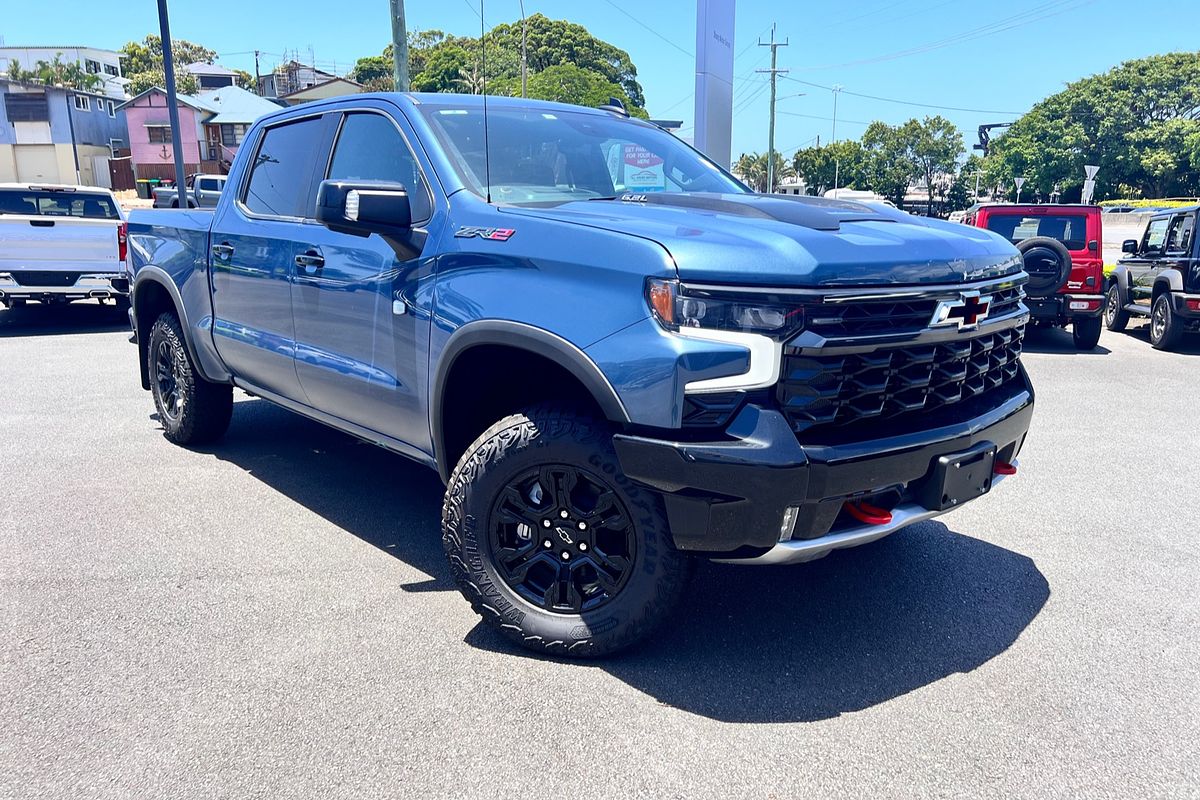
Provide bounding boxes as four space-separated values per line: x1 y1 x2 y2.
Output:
646 279 805 340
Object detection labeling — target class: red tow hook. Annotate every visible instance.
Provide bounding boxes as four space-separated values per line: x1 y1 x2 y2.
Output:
994 460 1018 476
843 500 894 526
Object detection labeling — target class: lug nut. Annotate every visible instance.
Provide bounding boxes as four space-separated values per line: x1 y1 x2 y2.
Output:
577 521 587 530
561 551 570 560
578 542 588 551
559 509 569 519
543 539 552 548
542 519 552 528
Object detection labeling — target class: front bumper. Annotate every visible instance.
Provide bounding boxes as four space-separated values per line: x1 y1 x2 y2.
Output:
613 370 1033 562
1025 293 1104 321
0 272 127 302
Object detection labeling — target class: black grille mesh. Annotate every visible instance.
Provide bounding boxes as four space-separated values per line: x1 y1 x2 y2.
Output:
778 325 1025 432
806 284 1024 338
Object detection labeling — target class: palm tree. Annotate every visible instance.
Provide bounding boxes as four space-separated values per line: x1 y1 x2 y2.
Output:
734 152 796 193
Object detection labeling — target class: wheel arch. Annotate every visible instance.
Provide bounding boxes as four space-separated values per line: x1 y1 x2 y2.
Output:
432 321 630 482
132 269 202 390
1152 269 1185 300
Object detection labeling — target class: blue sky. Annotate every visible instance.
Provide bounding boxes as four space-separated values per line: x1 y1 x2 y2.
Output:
2 0 1196 157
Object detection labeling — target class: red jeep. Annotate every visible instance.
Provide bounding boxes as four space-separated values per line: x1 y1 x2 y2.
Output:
965 204 1105 350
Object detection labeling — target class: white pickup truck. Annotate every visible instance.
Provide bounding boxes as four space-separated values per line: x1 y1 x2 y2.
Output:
0 183 128 309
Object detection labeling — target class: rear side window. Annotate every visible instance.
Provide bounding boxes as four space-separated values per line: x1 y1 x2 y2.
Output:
197 178 221 192
1165 213 1194 254
0 189 119 219
327 112 432 222
242 117 323 218
984 213 1090 251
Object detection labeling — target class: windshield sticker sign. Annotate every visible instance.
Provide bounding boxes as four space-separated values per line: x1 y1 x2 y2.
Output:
623 144 665 192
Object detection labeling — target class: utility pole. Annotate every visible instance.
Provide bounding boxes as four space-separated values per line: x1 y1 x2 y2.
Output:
253 50 261 95
390 0 409 91
156 0 188 207
756 24 788 194
518 0 528 97
831 84 843 195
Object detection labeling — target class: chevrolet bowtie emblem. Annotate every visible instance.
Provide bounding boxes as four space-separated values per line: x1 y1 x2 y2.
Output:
931 291 992 330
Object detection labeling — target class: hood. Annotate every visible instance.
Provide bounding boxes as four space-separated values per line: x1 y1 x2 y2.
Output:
504 193 1021 287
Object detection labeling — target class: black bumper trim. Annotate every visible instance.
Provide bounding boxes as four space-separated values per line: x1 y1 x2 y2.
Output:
614 371 1034 554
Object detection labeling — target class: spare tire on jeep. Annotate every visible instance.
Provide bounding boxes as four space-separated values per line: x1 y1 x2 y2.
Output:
1017 236 1072 298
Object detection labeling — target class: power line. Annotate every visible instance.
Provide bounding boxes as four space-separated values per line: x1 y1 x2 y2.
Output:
778 110 874 127
799 0 1095 70
600 0 693 58
780 76 1021 115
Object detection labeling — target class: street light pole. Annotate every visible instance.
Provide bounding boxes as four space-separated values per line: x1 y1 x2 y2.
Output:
831 84 843 195
156 0 188 206
390 0 410 91
756 24 788 194
519 0 527 97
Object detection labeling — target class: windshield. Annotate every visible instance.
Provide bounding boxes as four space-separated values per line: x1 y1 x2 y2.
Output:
419 104 746 204
0 189 120 220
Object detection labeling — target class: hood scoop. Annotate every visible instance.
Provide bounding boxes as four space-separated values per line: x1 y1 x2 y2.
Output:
616 192 895 231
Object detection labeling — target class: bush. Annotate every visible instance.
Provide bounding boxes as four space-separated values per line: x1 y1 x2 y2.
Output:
1098 198 1199 208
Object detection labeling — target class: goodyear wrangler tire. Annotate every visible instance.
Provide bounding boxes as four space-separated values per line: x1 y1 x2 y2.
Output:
442 407 689 658
147 312 233 445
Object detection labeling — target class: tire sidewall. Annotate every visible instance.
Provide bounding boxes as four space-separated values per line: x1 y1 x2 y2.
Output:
1018 237 1072 298
1105 283 1126 330
1151 294 1176 349
443 411 686 657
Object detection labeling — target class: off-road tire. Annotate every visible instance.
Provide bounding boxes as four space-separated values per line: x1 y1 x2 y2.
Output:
1072 315 1102 350
1017 236 1072 298
442 407 690 658
147 312 233 445
1104 282 1129 332
1150 293 1183 351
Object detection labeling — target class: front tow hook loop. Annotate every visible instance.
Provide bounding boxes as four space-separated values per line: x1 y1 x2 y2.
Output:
993 460 1018 476
843 500 894 526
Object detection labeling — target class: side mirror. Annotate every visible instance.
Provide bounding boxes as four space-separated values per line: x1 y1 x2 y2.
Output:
316 179 411 237
1121 239 1138 254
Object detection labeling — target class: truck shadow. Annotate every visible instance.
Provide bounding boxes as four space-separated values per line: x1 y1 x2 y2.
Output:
206 398 1049 723
1021 324 1111 354
0 302 129 338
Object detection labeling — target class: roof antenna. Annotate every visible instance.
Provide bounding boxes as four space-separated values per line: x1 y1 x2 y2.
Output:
480 0 492 204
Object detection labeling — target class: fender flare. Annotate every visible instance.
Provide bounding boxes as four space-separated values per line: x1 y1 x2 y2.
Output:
1153 268 1185 298
132 268 211 388
1107 265 1132 295
431 320 630 481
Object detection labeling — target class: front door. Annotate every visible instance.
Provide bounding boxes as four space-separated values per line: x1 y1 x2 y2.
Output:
291 108 440 453
1129 215 1170 305
209 114 326 402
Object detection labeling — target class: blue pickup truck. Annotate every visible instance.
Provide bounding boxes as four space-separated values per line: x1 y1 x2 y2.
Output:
126 93 1034 657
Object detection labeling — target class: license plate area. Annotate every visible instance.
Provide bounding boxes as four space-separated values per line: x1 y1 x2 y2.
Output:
920 442 996 511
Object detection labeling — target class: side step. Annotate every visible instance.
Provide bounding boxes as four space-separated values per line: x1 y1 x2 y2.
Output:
1124 303 1151 317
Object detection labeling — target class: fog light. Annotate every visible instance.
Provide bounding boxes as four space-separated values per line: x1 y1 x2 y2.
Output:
779 505 800 542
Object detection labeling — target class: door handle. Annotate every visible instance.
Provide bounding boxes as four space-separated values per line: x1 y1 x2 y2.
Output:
294 250 325 271
211 243 234 259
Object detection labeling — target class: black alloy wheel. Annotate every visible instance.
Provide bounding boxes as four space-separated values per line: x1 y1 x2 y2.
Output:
489 464 637 614
154 338 184 425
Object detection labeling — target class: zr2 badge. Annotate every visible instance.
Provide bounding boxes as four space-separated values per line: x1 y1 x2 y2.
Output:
455 226 516 241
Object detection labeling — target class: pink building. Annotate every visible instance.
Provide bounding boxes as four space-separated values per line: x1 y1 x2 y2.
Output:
118 86 280 180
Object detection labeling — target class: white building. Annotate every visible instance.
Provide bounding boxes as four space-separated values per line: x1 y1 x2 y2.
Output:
0 46 128 98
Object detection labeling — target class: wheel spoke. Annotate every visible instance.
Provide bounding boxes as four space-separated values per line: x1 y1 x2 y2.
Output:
581 490 627 530
496 486 544 528
590 547 631 580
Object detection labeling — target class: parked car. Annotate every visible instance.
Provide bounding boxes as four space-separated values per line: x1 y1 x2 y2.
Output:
152 174 226 208
965 203 1104 350
1105 205 1200 350
0 183 128 309
125 93 1034 658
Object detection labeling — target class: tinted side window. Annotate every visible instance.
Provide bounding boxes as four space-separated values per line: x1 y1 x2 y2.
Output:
243 116 324 218
197 178 218 191
327 112 432 222
1165 213 1194 254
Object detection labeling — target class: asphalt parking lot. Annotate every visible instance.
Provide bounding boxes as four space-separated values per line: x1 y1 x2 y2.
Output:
2 303 1198 799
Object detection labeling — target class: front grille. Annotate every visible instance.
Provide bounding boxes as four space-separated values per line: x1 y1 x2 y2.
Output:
806 284 1024 338
9 271 81 287
778 325 1025 432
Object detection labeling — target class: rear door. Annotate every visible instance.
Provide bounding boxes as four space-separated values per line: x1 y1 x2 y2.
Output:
1160 211 1195 290
290 105 440 453
208 113 328 402
1129 215 1171 305
195 176 225 207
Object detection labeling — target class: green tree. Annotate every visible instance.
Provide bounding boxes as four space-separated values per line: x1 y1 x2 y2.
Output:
861 121 913 204
988 51 1200 200
903 115 964 214
733 151 794 192
791 140 866 193
493 63 646 117
350 54 392 85
120 35 215 95
7 55 101 91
